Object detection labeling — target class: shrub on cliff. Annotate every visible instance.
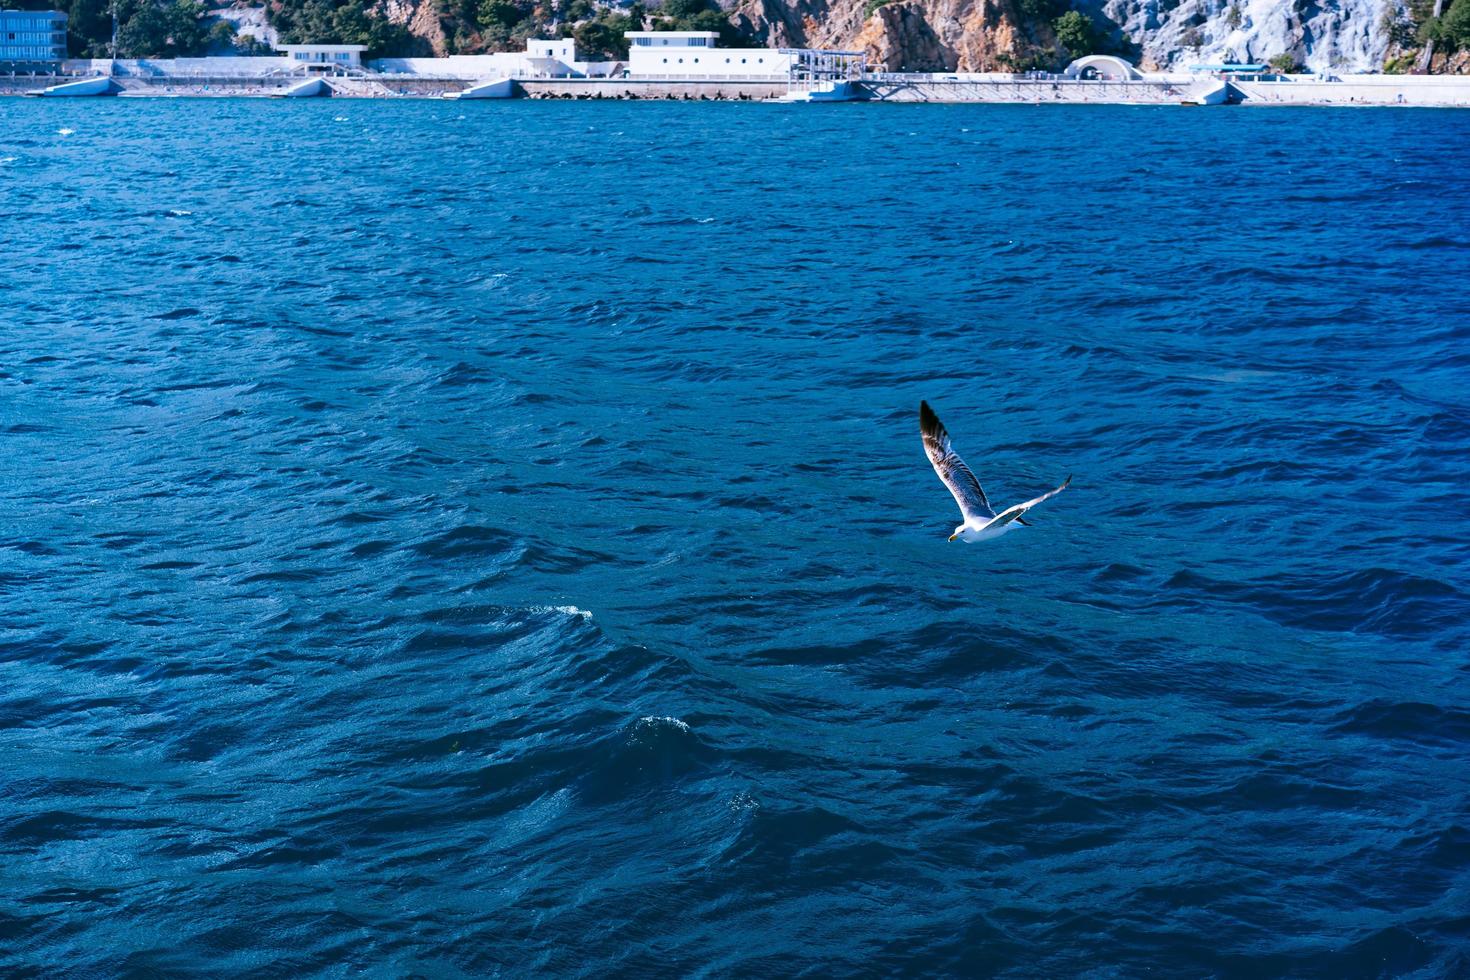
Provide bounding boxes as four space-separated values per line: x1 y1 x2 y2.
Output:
49 0 113 56
1268 52 1301 73
1440 0 1470 49
1052 10 1099 57
1413 0 1470 51
573 8 642 59
113 0 209 56
1018 0 1066 22
271 0 424 57
650 0 749 47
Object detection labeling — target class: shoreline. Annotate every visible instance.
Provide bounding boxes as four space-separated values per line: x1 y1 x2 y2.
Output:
4 73 1470 107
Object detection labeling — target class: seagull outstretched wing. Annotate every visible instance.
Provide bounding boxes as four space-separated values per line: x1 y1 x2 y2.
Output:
920 401 993 523
978 476 1072 533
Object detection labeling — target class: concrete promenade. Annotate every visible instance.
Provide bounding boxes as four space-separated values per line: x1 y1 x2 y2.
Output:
4 67 1470 106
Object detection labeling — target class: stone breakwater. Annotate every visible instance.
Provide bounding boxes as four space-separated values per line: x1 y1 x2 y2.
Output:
3 73 1470 105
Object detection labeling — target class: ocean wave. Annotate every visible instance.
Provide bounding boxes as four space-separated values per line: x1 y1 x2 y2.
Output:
3 101 1467 976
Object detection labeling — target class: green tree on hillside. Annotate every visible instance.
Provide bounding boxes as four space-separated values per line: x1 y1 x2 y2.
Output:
1017 0 1066 21
574 7 640 59
1441 0 1470 47
477 0 525 30
652 0 747 47
58 0 113 56
113 0 209 57
271 0 423 56
1052 9 1099 56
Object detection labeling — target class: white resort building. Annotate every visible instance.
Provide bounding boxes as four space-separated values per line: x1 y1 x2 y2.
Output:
374 37 616 80
0 8 66 62
277 44 367 71
625 31 791 76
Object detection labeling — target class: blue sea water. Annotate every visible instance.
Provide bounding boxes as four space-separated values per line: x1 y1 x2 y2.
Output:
2 99 1469 975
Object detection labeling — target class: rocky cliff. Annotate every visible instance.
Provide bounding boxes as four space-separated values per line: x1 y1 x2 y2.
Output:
729 0 1417 73
376 0 449 55
368 0 1462 73
1087 0 1392 72
730 0 1044 72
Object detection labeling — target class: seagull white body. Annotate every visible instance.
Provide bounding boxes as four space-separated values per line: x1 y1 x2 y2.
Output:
920 400 1071 543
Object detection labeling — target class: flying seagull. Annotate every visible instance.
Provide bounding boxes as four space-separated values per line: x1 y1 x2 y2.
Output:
920 400 1071 543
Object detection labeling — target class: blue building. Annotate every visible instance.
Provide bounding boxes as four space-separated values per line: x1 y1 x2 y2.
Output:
0 9 67 62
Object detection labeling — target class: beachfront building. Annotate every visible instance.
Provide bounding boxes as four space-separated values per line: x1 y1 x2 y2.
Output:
625 31 792 76
526 38 575 65
373 38 617 79
277 44 367 72
0 9 67 62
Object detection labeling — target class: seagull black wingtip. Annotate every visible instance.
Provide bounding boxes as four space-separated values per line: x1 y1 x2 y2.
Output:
919 400 941 434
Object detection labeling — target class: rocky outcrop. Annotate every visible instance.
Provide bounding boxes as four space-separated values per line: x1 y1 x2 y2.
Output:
1082 0 1393 73
732 0 1045 71
727 0 1410 73
377 0 449 55
856 1 1035 71
208 6 278 47
372 0 1460 75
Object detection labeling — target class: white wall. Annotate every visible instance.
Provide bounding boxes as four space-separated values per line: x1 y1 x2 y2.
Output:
373 54 525 78
374 51 591 78
627 47 790 76
111 57 289 76
526 39 576 62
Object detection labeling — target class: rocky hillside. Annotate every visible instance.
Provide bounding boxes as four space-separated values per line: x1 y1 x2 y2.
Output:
1088 0 1391 72
38 0 1468 68
725 0 1470 73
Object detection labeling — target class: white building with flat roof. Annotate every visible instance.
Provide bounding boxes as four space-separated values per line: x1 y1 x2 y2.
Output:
277 44 367 71
372 37 620 79
1 9 66 62
624 31 791 77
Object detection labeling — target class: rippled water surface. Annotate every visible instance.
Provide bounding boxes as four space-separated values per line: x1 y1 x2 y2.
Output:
3 100 1469 974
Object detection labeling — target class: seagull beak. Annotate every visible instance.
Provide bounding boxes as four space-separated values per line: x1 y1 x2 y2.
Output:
947 533 957 542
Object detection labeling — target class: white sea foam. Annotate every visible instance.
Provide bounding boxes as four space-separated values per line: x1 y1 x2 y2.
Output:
57 128 75 136
531 604 592 620
167 209 193 217
637 715 690 732
0 156 16 165
728 791 760 812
